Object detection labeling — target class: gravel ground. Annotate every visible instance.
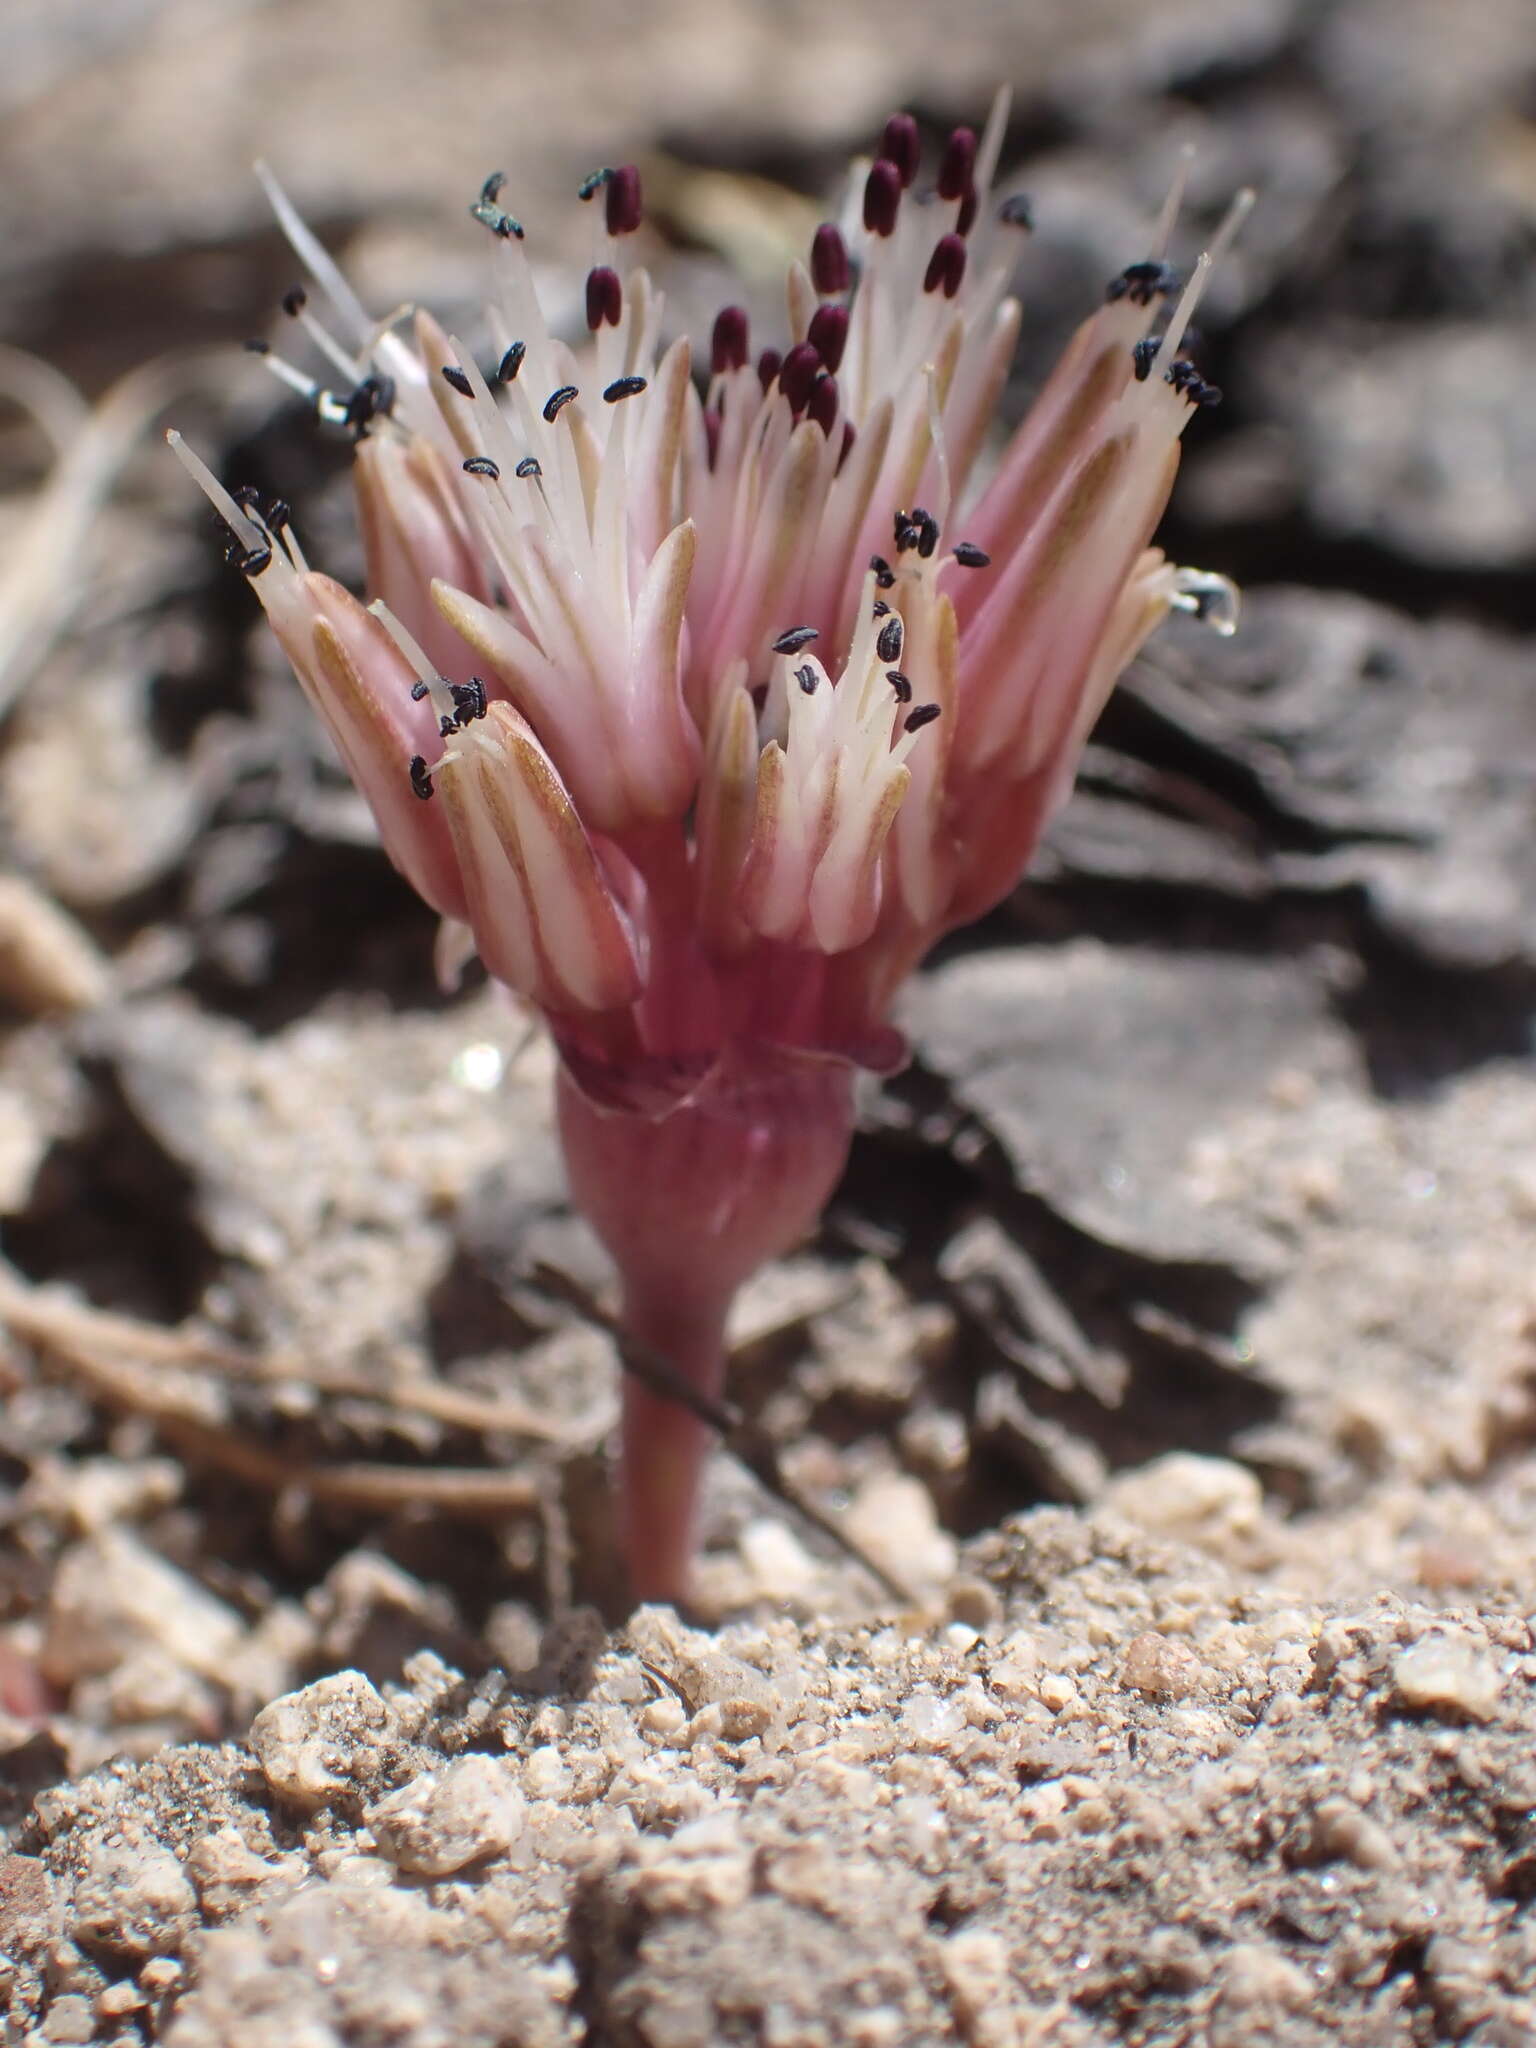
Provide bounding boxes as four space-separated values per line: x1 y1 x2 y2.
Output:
1 0 1535 2041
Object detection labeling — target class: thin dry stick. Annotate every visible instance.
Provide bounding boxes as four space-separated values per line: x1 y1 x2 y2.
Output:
0 1272 593 1444
528 1261 917 1604
156 1417 541 1517
0 1273 540 1519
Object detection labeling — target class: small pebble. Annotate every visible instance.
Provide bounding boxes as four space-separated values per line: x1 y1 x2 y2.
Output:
1391 1634 1502 1723
1120 1630 1207 1701
248 1670 399 1809
71 1841 195 1959
368 1755 526 1876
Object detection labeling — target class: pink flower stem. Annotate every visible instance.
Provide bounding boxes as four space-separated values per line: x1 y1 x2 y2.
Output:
613 1275 731 1609
556 1051 856 1605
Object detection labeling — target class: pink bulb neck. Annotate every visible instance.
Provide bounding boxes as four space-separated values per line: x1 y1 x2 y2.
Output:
556 1051 856 1604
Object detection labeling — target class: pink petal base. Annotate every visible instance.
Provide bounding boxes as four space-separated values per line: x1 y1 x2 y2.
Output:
556 1051 856 1605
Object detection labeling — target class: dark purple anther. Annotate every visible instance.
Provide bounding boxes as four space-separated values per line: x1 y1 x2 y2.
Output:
711 305 750 375
772 626 819 655
923 233 967 299
1107 260 1179 307
1165 358 1222 408
880 113 921 188
937 127 976 202
807 303 849 375
605 164 643 236
807 373 839 437
810 223 851 295
863 159 903 238
586 264 623 331
757 347 783 394
777 341 821 414
956 186 978 237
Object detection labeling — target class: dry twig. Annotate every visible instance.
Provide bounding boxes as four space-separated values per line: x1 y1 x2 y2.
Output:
0 1270 544 1520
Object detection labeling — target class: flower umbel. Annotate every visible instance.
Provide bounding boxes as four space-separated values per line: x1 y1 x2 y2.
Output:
172 103 1244 1602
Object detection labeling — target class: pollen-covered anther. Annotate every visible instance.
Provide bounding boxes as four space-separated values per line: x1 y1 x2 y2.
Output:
771 626 819 655
470 171 524 239
893 507 940 559
341 376 396 438
1165 357 1221 407
1107 259 1179 306
450 677 489 725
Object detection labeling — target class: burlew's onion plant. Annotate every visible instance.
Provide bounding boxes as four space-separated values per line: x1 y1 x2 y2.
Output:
171 99 1246 1602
